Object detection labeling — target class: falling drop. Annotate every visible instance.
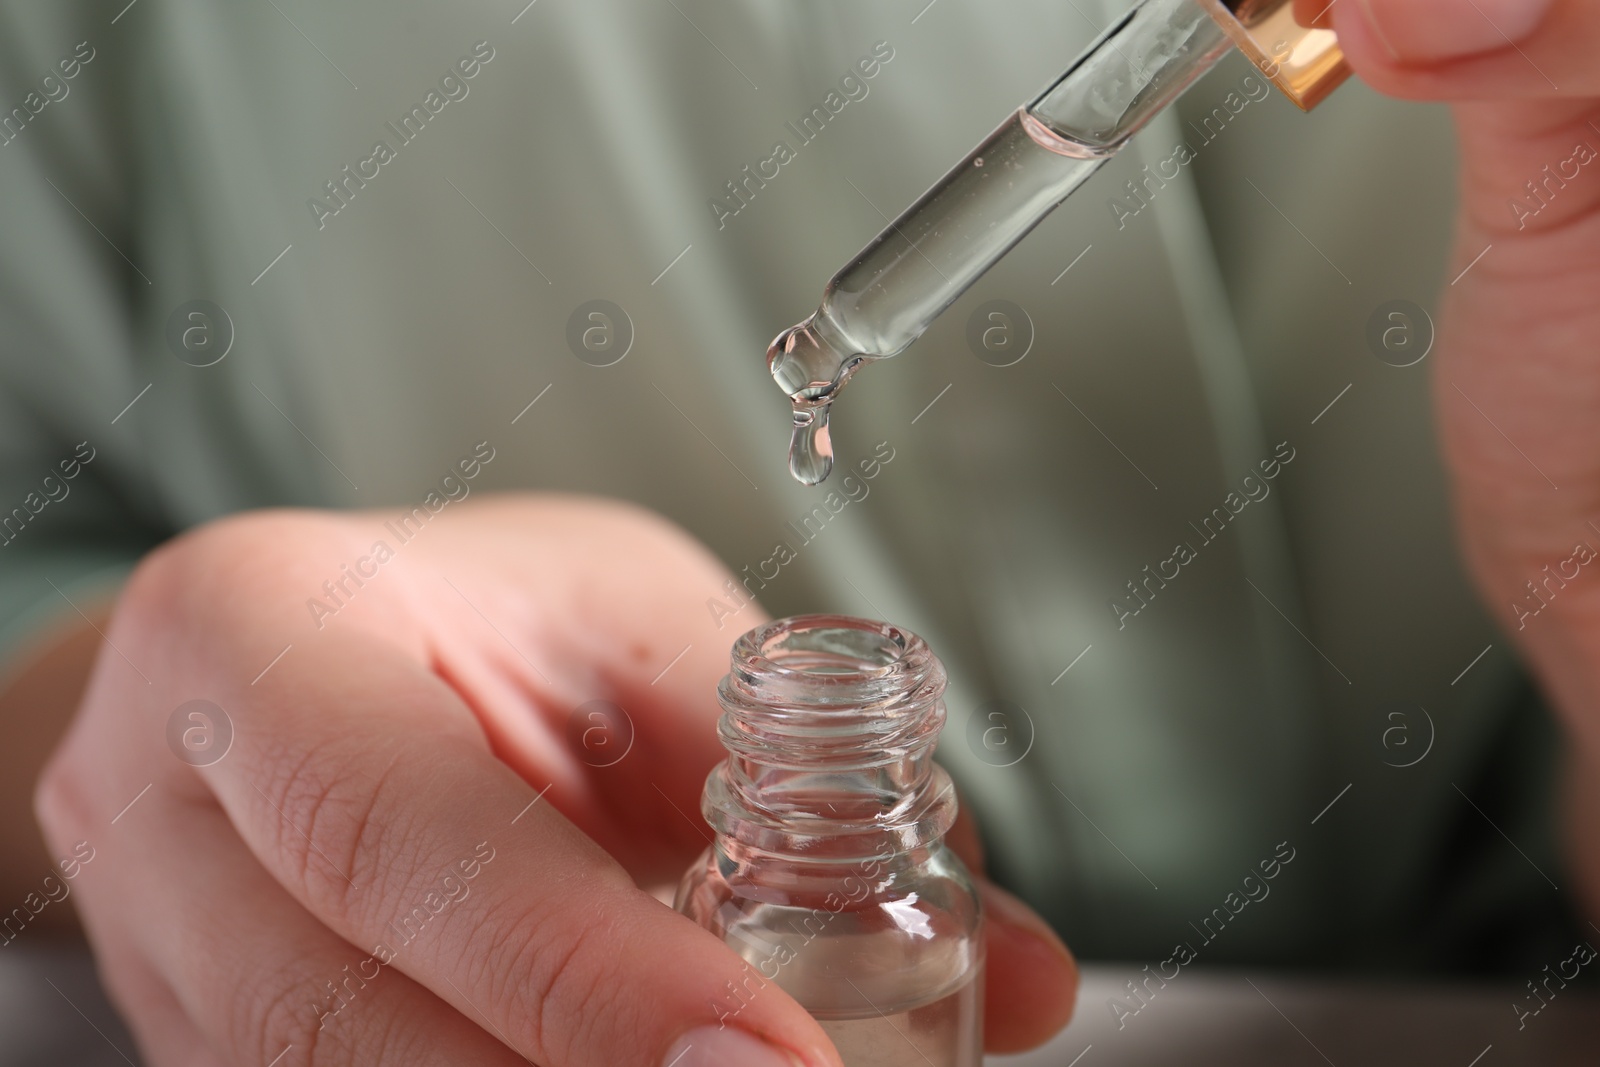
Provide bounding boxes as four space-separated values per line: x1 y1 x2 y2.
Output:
768 316 859 486
788 402 833 486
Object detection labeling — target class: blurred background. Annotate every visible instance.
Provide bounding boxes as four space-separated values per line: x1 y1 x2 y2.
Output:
0 0 1595 1061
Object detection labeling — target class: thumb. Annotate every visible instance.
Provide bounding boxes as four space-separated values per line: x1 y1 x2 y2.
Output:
1322 0 1555 65
1300 0 1600 100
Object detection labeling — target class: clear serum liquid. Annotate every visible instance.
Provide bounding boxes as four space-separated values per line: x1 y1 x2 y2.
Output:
818 969 983 1067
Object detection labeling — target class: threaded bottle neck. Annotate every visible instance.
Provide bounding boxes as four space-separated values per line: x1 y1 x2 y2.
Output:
704 615 956 860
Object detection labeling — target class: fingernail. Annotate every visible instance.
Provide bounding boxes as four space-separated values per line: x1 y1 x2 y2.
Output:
1358 0 1554 62
663 1026 803 1067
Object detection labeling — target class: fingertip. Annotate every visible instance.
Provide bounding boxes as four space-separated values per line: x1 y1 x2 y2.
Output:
1330 0 1403 71
979 881 1079 1054
1337 0 1554 67
1292 0 1334 30
662 1025 814 1067
1323 1 1451 100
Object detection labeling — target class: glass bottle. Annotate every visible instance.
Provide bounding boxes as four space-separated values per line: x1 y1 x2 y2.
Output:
675 614 983 1067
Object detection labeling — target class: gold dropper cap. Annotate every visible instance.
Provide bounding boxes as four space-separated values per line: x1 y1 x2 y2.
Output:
1195 0 1350 110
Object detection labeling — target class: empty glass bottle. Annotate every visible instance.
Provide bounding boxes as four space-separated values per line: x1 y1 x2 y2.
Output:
675 614 984 1067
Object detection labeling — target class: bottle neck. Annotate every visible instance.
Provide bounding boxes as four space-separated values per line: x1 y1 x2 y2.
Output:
702 615 958 865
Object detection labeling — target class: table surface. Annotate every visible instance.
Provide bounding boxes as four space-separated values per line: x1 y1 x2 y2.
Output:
4 947 1595 1066
996 967 1598 1067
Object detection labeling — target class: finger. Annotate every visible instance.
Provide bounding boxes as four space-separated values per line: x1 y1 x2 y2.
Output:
1292 0 1333 29
171 622 838 1067
400 496 768 882
1322 0 1600 98
944 796 987 873
979 881 1079 1054
968 870 1080 1054
1309 0 1552 62
42 765 526 1067
942 786 1079 1049
74 932 217 1067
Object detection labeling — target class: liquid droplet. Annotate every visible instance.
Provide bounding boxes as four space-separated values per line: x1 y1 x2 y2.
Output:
788 402 833 486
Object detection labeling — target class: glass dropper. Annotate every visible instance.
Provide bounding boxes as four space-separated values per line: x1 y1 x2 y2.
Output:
769 0 1348 485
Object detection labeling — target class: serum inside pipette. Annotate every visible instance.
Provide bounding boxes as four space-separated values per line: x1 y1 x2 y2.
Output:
766 0 1239 485
766 107 1113 486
